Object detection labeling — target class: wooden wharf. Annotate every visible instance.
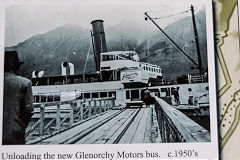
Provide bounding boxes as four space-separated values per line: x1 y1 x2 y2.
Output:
26 97 210 144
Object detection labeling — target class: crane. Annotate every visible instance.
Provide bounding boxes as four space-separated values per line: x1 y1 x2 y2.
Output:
144 5 203 75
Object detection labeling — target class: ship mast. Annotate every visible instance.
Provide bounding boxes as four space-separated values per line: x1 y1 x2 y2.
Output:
190 5 203 75
144 5 203 75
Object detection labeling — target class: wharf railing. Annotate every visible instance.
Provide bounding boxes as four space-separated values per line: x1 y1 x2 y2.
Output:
26 97 115 139
154 97 210 142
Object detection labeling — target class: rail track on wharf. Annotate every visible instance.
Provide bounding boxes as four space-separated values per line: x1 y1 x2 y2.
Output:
34 107 160 144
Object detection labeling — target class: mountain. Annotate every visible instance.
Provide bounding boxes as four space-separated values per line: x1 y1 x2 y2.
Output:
5 24 96 77
5 10 207 82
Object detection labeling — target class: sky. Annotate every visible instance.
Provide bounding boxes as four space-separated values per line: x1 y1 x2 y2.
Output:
4 0 206 47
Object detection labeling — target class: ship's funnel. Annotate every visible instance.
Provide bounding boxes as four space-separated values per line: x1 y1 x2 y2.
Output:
61 62 74 76
91 20 108 71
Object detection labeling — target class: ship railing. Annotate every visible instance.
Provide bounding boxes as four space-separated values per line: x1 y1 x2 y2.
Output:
154 97 210 142
26 97 115 141
188 74 208 83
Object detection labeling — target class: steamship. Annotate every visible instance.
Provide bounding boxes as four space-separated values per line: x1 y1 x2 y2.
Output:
31 19 209 126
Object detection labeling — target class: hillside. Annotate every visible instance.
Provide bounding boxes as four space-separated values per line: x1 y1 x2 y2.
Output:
5 10 207 82
137 10 207 81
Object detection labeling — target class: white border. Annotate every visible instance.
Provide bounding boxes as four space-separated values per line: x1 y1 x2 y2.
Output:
0 0 219 159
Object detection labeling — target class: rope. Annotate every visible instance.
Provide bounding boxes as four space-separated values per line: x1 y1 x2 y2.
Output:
145 20 147 56
83 39 92 74
144 20 151 56
152 10 190 20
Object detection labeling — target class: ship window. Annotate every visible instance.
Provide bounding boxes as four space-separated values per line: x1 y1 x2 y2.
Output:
143 66 146 70
171 87 179 96
100 92 107 98
84 93 90 99
92 92 98 98
126 90 130 99
35 96 40 103
167 88 170 96
161 88 166 92
40 95 46 102
160 88 170 97
131 90 139 100
48 95 54 102
54 81 62 85
74 78 79 83
54 94 60 101
67 79 72 84
171 87 175 94
109 91 116 100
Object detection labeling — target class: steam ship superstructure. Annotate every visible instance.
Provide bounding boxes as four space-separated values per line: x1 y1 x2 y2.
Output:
31 20 164 105
31 19 209 126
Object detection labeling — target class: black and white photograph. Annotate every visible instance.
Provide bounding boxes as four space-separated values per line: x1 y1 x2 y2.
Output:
0 0 219 158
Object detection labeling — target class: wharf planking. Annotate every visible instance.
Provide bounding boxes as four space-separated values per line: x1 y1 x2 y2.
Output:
105 109 140 144
38 110 122 144
36 107 160 144
75 109 138 144
118 108 151 143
